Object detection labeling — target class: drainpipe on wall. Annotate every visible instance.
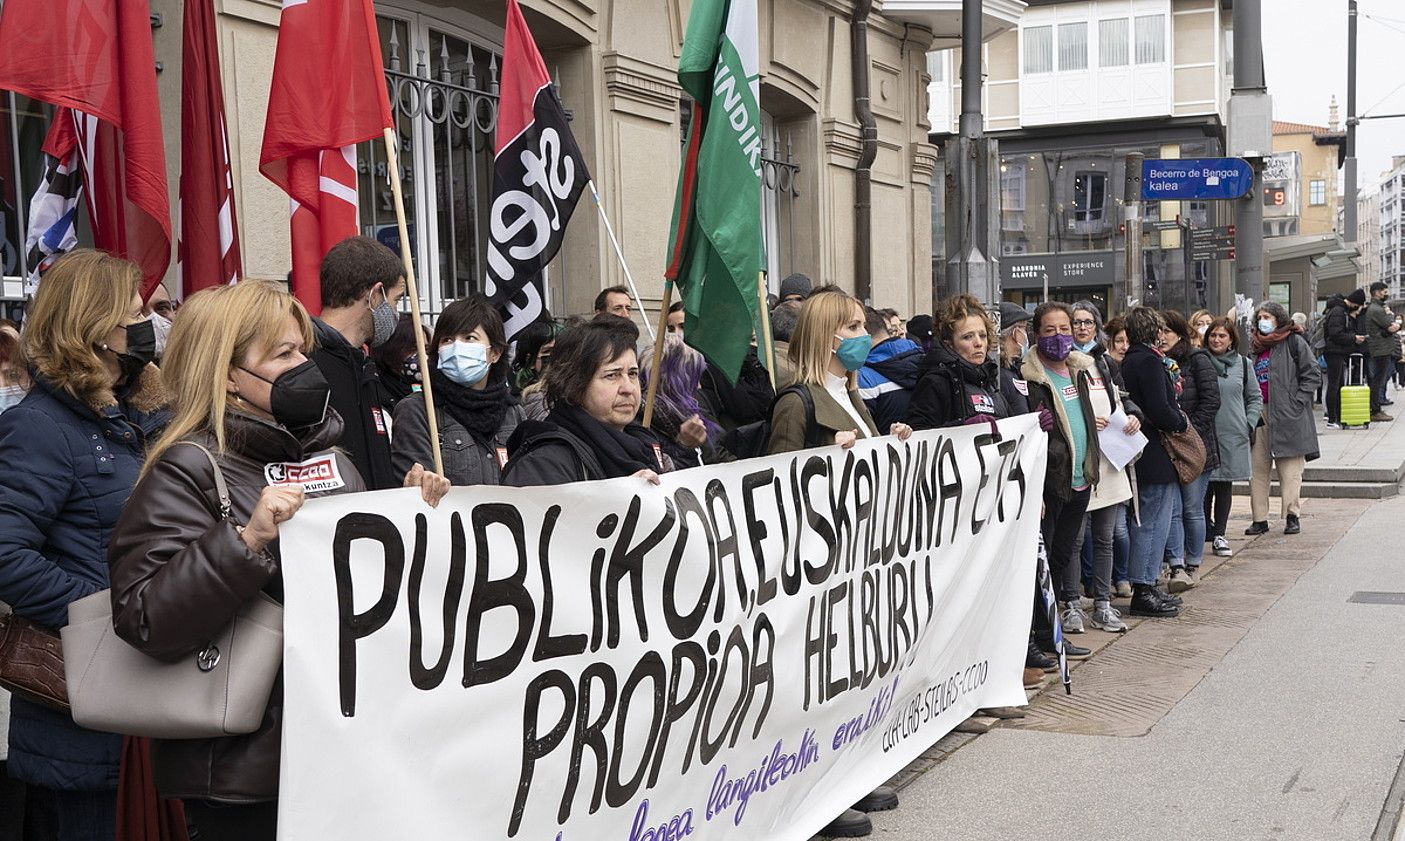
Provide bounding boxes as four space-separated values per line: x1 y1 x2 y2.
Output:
851 0 877 304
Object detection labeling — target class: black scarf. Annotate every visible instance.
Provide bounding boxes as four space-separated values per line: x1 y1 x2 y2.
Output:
547 401 660 478
430 369 511 445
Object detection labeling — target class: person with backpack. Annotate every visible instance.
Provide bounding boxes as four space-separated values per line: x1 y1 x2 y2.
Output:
1320 290 1366 428
763 290 909 839
766 291 912 456
907 293 1028 429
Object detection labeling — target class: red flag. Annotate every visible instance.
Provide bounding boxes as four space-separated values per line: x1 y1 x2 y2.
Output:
0 0 172 298
260 0 393 315
178 0 243 297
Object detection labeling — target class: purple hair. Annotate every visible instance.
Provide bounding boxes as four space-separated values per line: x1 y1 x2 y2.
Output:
640 334 722 439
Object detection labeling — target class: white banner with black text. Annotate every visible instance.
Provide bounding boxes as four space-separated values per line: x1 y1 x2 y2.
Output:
277 416 1047 840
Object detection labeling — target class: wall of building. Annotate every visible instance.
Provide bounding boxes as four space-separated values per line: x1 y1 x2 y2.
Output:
1270 130 1339 237
166 0 939 319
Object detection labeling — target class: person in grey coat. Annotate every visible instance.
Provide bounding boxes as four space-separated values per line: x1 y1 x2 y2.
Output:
1245 302 1321 536
1203 318 1262 557
392 296 523 486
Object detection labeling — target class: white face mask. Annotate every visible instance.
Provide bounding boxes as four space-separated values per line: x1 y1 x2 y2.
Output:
0 384 24 414
147 311 172 358
1197 324 1209 336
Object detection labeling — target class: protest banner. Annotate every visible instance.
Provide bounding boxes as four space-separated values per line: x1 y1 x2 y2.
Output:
278 416 1048 840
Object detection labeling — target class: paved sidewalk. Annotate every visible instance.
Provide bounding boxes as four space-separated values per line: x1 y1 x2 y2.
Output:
1309 385 1405 482
871 495 1405 840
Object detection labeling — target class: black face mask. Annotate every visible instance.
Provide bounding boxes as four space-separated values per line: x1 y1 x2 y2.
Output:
241 360 331 429
98 319 157 386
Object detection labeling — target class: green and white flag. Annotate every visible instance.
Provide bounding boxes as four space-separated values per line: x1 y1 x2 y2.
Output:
665 0 765 382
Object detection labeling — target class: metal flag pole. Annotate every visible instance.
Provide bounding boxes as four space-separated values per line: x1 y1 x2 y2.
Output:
588 180 655 340
382 127 443 475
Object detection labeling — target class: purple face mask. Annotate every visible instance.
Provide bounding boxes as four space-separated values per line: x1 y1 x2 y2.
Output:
1037 333 1075 361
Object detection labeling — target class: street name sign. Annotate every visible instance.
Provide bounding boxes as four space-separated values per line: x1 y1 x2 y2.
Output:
1141 158 1254 201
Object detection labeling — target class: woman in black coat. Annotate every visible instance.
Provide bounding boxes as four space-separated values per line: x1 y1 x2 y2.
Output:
1118 307 1188 619
1160 310 1220 592
502 318 670 486
908 294 1024 429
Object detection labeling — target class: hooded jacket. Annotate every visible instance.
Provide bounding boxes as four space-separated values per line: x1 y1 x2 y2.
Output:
1321 294 1360 357
0 368 168 792
107 409 364 802
1020 350 1103 502
906 344 1011 429
858 337 924 431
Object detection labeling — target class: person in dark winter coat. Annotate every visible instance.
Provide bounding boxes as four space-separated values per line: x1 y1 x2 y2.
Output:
1118 307 1188 618
107 281 447 841
858 307 924 430
908 294 1017 428
1160 310 1220 591
0 251 170 840
697 345 775 433
503 318 671 487
1321 290 1367 427
392 296 522 486
308 236 406 490
370 313 431 411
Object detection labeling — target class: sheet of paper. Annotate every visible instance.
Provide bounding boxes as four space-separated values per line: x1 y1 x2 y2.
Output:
1098 407 1148 471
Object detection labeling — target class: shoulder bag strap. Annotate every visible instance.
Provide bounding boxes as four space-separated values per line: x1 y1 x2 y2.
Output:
177 441 232 521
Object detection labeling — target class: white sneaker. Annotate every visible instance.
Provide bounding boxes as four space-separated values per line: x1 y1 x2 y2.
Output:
1167 566 1197 593
1060 603 1087 634
1213 535 1232 557
1090 604 1128 632
1326 421 1343 430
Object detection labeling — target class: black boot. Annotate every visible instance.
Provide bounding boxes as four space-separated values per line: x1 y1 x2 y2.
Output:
1284 514 1301 535
1244 521 1269 535
1151 587 1183 607
853 786 898 812
821 808 873 837
1130 584 1179 617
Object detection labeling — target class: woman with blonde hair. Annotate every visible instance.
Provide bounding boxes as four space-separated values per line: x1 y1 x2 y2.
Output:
0 249 168 841
106 280 447 841
767 290 912 454
1189 309 1214 347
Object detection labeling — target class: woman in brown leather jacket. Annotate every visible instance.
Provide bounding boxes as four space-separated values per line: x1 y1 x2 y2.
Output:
106 281 448 841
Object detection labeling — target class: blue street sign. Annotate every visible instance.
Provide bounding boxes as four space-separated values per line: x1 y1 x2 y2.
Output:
1141 158 1254 201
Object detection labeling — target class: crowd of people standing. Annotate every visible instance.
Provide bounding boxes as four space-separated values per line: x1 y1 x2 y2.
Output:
0 241 1332 841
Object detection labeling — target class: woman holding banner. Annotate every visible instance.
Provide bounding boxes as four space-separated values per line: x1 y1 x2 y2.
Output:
501 317 671 486
106 281 448 841
767 291 912 455
392 295 523 486
764 289 908 839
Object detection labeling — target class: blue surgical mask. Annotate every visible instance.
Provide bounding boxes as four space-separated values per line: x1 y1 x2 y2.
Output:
1075 339 1098 353
1257 319 1275 336
833 334 873 372
0 385 23 414
438 340 491 385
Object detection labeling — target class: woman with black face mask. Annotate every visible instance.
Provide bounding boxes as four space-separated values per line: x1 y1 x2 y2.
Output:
106 280 449 841
0 250 169 841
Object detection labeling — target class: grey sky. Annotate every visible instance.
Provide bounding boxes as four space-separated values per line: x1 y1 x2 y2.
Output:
1263 0 1405 191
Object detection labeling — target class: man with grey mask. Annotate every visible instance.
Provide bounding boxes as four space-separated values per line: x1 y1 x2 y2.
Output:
309 235 407 488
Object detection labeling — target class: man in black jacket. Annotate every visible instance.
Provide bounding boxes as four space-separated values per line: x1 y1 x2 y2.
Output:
310 236 406 490
1322 289 1366 427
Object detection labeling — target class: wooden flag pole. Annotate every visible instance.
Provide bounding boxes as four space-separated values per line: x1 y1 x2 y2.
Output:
382 127 443 476
756 271 776 389
642 281 674 428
